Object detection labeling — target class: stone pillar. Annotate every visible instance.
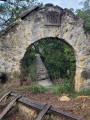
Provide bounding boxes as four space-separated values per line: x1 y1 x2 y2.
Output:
75 57 90 91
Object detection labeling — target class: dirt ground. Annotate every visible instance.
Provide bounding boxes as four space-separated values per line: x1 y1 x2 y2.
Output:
5 89 90 120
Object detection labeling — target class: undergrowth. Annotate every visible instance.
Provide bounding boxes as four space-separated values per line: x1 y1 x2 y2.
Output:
17 82 90 97
26 84 48 94
75 89 90 96
50 81 74 94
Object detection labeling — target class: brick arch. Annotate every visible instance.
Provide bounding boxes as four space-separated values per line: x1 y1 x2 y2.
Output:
0 4 90 91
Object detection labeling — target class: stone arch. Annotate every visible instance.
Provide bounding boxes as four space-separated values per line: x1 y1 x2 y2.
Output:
0 4 90 91
20 37 76 86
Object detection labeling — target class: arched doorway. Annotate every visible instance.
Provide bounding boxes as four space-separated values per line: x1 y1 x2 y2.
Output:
21 37 76 91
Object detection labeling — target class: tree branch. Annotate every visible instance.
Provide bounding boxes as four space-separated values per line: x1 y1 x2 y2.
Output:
0 12 14 27
0 0 7 1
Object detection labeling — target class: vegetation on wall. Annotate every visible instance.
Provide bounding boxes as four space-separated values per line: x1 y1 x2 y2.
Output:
74 0 90 32
0 0 89 32
0 0 41 29
0 0 89 89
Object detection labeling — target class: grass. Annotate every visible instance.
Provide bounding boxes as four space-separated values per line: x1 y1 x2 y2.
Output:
17 80 74 95
49 81 90 97
75 89 90 96
17 82 90 97
27 84 48 94
18 83 49 93
18 87 25 91
50 81 74 94
71 89 90 98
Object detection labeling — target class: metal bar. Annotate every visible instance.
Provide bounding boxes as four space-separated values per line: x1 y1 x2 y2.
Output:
0 91 11 103
35 104 51 120
0 95 21 120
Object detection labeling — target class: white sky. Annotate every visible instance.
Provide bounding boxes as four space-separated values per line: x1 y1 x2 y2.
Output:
38 0 83 11
0 0 84 11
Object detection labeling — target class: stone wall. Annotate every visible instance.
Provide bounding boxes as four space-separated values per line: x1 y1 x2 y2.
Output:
0 4 90 91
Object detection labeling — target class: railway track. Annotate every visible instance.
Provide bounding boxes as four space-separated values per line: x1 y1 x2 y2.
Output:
0 91 86 120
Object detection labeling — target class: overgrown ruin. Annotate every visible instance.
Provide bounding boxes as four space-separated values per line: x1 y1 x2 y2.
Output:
0 4 90 91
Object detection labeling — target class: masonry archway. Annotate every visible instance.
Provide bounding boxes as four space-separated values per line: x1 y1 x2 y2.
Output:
0 4 90 91
21 37 76 88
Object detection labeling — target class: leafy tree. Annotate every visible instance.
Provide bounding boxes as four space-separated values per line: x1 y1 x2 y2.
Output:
69 8 74 12
75 0 90 32
0 0 40 29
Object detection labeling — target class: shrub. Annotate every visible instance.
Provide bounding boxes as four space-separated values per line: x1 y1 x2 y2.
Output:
50 81 74 94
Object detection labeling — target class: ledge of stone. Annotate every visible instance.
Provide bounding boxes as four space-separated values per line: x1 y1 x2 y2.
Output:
19 5 39 19
0 18 22 37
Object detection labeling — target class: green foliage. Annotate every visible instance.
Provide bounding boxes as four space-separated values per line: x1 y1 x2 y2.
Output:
18 87 25 91
34 38 76 81
76 0 90 32
28 64 37 82
22 47 36 68
73 95 77 98
71 89 90 98
69 8 74 12
50 80 74 94
76 89 90 96
0 0 41 29
22 46 37 81
22 38 76 88
27 84 48 94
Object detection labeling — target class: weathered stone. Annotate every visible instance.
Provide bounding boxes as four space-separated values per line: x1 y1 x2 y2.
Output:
37 80 53 87
0 4 90 91
35 53 49 81
35 53 53 87
19 6 39 19
76 96 89 99
81 70 90 79
58 96 71 102
18 103 37 120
